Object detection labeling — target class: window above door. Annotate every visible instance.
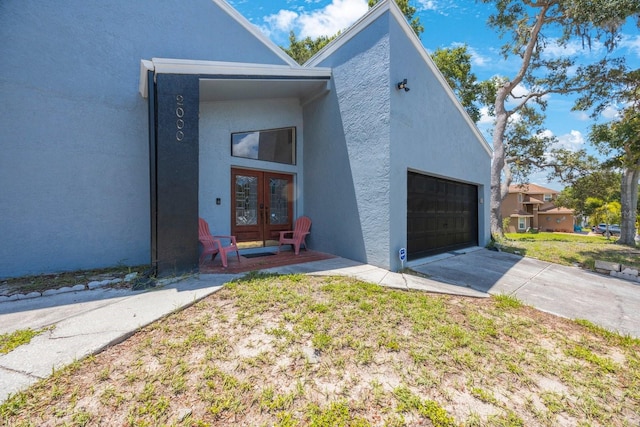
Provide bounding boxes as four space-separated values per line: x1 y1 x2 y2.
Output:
231 127 296 165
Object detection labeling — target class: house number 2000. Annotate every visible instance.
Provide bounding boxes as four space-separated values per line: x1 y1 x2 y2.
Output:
175 94 185 142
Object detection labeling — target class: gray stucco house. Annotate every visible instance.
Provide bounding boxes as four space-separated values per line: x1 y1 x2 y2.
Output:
0 0 490 278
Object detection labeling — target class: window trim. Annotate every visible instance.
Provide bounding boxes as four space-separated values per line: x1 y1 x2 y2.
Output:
518 217 526 230
231 126 296 165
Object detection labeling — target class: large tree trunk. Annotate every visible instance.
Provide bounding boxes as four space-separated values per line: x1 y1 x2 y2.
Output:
490 87 511 240
618 164 640 246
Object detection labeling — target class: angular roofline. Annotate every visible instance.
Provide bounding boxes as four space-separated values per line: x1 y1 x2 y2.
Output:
304 0 492 156
211 0 299 67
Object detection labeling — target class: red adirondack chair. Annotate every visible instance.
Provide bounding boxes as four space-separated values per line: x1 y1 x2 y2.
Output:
198 217 240 268
278 216 311 255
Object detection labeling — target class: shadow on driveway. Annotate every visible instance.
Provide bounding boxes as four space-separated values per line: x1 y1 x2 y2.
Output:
410 248 640 338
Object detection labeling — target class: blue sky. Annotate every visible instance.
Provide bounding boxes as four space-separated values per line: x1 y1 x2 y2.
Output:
229 0 640 188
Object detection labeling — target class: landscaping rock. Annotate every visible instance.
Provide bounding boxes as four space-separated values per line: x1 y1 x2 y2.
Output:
88 280 112 290
17 292 41 300
595 260 620 273
124 272 138 282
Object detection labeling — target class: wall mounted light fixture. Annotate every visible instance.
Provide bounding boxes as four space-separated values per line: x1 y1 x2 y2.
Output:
397 78 410 92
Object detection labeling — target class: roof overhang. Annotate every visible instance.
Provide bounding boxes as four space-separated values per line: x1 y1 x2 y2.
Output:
139 58 332 105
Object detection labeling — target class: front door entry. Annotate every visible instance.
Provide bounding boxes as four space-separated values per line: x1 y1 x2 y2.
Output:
231 168 294 247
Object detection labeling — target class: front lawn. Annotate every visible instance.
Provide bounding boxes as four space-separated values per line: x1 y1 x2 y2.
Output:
497 232 640 270
2 273 639 426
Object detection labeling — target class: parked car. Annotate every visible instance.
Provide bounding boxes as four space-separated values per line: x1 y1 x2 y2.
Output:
594 223 621 235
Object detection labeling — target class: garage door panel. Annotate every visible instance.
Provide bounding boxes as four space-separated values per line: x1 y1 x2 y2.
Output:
407 172 478 260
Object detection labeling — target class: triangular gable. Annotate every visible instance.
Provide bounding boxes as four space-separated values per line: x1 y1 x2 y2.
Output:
212 0 299 68
305 0 491 156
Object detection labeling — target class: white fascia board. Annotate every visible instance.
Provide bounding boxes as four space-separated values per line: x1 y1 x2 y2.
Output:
139 59 154 98
304 0 391 67
211 0 300 67
150 58 331 79
386 4 492 156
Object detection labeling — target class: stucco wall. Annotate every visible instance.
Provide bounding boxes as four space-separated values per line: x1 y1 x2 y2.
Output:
304 15 392 268
304 10 490 270
0 0 290 278
199 98 304 237
540 214 574 233
388 19 491 270
501 194 521 219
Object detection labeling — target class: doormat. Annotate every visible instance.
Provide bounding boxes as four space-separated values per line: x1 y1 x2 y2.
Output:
242 252 277 258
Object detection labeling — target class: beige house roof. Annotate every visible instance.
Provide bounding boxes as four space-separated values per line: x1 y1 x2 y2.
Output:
539 206 575 215
523 196 544 204
508 183 560 194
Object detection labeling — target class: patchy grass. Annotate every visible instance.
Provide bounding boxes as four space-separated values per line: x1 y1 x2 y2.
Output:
497 232 640 270
0 327 53 354
2 273 638 426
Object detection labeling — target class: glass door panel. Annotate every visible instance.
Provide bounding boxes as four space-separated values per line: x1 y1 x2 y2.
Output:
231 168 293 247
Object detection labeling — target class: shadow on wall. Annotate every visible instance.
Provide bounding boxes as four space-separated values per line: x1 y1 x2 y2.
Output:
303 89 367 264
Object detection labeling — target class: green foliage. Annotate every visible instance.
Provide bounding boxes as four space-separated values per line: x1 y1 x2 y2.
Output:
481 0 640 237
282 31 336 65
590 109 640 169
556 170 621 216
430 45 491 123
592 201 622 226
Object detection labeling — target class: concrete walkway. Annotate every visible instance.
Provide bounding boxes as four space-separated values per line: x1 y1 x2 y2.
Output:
2 250 639 403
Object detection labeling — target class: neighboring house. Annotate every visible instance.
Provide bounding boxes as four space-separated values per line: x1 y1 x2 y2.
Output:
0 0 491 278
502 184 575 233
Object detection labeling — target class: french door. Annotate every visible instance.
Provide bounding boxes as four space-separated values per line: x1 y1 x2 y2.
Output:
231 168 294 247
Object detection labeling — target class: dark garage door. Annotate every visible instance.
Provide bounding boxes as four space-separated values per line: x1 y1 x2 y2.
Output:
407 172 478 260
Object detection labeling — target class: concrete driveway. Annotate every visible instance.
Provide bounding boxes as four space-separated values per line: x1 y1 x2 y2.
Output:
409 248 640 338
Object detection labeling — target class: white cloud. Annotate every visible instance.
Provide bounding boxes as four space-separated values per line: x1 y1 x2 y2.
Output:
510 83 529 98
573 110 590 121
261 0 368 41
417 0 438 11
553 130 585 151
620 34 640 57
297 0 368 38
601 105 620 120
232 133 259 158
542 38 604 59
478 106 493 125
263 10 299 32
